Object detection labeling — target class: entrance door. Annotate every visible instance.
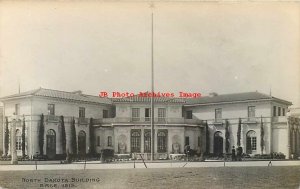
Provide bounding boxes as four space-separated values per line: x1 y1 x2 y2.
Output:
214 132 223 156
78 130 86 158
46 129 56 159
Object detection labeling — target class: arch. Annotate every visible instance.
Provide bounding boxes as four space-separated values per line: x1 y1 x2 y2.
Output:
78 130 86 156
246 130 257 154
46 129 56 159
131 130 141 153
157 130 168 153
214 131 223 156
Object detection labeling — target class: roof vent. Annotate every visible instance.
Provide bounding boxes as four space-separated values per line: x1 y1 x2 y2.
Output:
72 90 82 95
209 92 218 97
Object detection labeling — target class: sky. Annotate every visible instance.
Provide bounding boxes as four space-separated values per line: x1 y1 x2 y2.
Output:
0 1 299 106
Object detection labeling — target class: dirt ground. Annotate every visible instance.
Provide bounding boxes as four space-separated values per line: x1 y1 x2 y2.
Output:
0 166 299 189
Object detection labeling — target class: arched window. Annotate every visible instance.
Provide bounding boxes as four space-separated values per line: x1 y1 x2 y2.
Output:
144 130 151 153
246 130 257 154
157 130 168 153
47 129 55 135
131 130 141 153
16 129 22 150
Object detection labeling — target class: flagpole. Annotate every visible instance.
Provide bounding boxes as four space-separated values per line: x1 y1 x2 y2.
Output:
150 10 155 161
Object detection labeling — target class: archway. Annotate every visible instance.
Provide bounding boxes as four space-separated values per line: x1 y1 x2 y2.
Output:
78 130 86 157
246 130 257 154
46 129 56 159
214 131 223 156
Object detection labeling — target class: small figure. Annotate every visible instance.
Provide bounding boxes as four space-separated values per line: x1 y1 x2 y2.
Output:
268 160 272 166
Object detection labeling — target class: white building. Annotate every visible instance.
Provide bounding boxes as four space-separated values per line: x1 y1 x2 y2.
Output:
1 88 299 159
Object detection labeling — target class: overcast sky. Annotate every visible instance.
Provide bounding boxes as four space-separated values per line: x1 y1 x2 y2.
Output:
0 1 299 106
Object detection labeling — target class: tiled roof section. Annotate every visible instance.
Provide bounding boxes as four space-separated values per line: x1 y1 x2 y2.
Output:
0 88 112 105
112 95 186 103
185 92 292 105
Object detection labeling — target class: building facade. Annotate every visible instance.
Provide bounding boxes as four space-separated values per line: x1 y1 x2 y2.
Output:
1 88 299 159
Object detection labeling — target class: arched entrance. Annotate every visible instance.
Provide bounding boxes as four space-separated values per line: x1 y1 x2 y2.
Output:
78 130 86 157
246 130 257 154
214 131 223 156
157 130 168 153
46 129 56 159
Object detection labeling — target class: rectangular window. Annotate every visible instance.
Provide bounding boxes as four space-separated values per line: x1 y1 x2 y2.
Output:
273 106 277 117
198 136 201 147
283 108 286 116
145 108 151 121
248 106 255 118
15 104 20 115
158 108 166 122
131 108 140 121
103 110 108 118
215 108 222 122
79 107 85 118
97 136 100 146
186 110 193 119
16 136 22 150
252 137 257 151
48 104 55 115
185 136 190 146
278 107 281 116
107 136 112 147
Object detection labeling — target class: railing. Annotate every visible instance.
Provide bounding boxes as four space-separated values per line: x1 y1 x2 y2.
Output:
213 119 223 124
78 117 88 124
45 115 60 122
244 117 257 123
99 117 203 124
272 116 287 123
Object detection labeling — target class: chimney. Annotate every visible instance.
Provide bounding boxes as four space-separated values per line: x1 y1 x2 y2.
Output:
209 92 218 97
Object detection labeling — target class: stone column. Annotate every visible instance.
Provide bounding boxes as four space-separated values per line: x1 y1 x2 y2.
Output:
11 119 18 164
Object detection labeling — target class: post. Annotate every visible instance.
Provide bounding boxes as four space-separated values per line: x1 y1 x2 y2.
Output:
150 11 155 162
35 152 38 170
11 118 18 165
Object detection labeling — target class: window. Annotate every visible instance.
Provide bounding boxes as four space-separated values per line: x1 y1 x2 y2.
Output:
97 136 100 146
107 136 112 147
278 107 281 116
215 108 222 122
131 130 141 153
246 130 257 154
16 129 22 150
48 104 55 115
158 108 166 122
157 130 167 153
79 107 85 118
198 136 201 147
283 108 286 116
248 106 255 118
103 110 108 118
131 108 140 121
15 104 20 115
144 130 151 153
273 106 277 117
145 108 151 121
185 136 190 146
186 110 193 119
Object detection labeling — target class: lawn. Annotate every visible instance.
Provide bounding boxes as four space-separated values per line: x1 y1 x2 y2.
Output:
0 166 299 189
